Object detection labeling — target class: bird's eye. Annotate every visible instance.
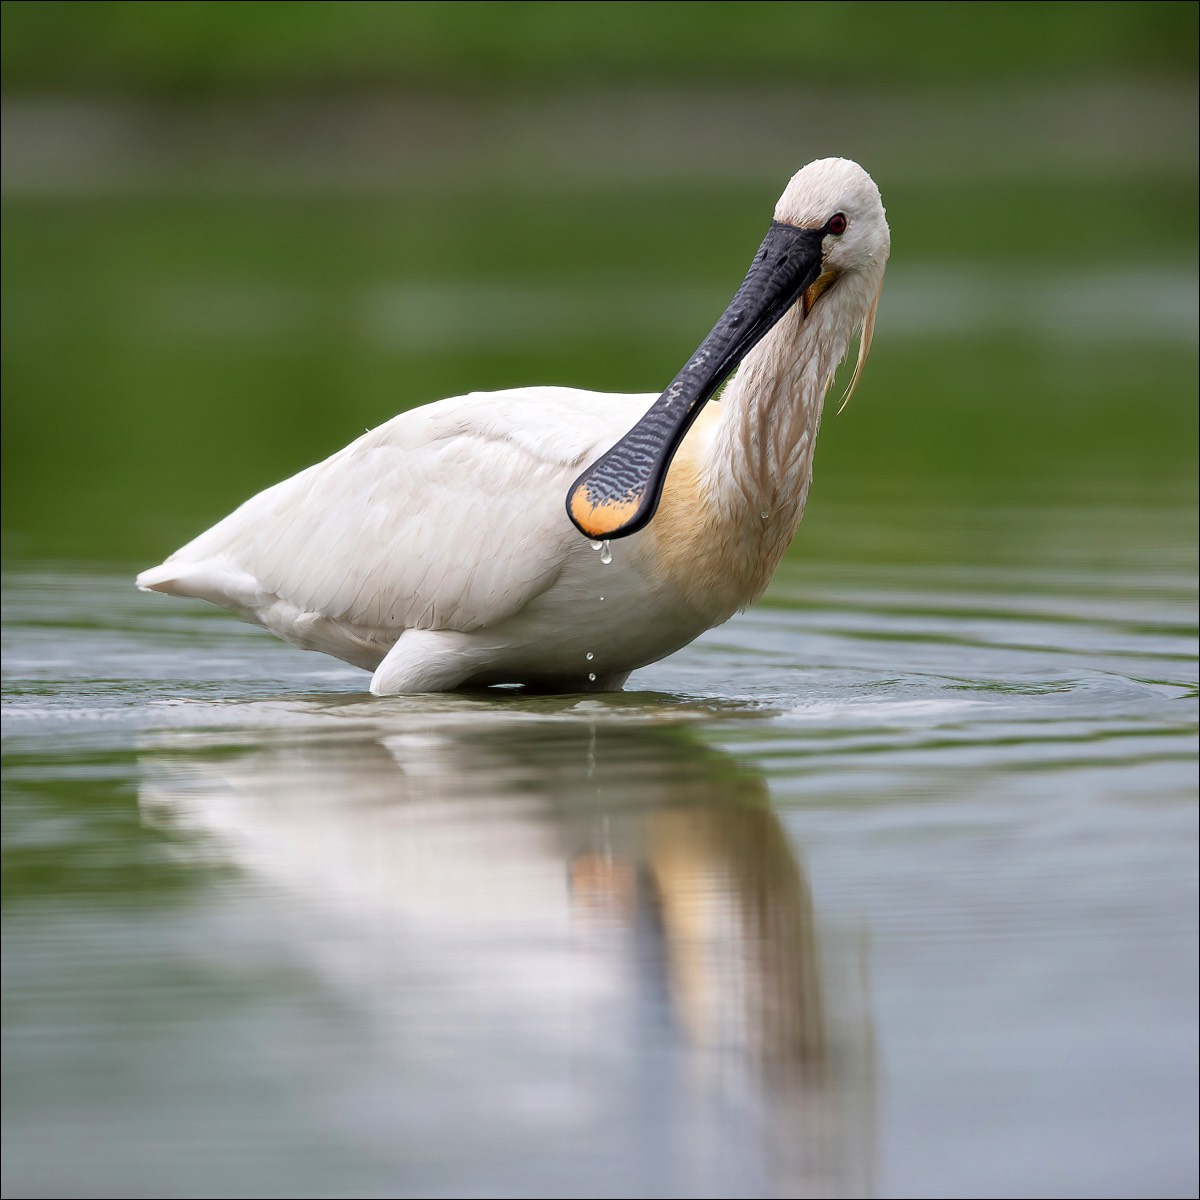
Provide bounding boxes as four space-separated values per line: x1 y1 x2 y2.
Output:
827 213 848 236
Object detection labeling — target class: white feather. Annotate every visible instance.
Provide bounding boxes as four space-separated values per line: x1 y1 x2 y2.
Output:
138 158 891 694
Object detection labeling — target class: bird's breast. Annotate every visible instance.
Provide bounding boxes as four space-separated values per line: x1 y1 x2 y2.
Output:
638 417 793 623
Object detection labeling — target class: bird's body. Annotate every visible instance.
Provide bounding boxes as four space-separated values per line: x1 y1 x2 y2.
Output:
141 387 705 691
139 158 890 694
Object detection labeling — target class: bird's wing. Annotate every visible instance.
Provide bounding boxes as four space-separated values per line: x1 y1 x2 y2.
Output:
140 387 653 639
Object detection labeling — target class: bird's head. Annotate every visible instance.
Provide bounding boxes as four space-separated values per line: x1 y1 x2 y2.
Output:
775 158 889 265
774 156 889 315
774 157 890 408
567 159 890 541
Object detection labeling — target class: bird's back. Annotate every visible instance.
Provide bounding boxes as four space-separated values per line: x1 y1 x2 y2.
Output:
137 387 654 669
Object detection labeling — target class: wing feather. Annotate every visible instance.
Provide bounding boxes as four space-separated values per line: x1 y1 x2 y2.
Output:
139 388 652 652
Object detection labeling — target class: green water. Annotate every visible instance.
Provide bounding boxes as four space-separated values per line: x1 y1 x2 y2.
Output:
2 93 1197 1197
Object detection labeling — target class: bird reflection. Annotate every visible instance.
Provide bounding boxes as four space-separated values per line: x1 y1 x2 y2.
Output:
139 704 875 1197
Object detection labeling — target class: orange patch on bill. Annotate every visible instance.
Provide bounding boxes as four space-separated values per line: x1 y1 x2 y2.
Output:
569 487 642 539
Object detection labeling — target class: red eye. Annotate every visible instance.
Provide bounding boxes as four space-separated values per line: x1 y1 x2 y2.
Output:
827 213 847 236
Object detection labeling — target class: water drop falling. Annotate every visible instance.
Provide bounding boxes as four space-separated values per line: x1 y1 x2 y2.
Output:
599 596 605 602
599 540 613 565
586 652 594 661
588 673 596 682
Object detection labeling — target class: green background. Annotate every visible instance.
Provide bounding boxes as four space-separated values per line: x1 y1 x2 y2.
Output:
2 0 1196 565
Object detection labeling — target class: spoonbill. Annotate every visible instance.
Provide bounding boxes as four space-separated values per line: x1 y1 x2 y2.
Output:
137 157 890 694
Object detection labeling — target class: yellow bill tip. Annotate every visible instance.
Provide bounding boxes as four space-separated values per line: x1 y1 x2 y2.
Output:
569 486 641 540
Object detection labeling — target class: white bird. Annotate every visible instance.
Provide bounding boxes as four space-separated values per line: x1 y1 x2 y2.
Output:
138 157 890 695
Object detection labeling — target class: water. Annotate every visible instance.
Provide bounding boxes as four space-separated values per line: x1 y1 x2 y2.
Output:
2 96 1197 1195
3 522 1196 1198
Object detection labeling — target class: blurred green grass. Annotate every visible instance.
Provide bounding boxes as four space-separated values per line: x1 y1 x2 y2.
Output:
3 179 1195 564
1 1 1195 567
4 1 1195 93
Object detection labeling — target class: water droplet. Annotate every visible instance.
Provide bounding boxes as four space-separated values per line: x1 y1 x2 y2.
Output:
586 652 594 661
588 673 596 682
590 540 603 552
760 510 770 520
599 541 613 565
599 596 605 602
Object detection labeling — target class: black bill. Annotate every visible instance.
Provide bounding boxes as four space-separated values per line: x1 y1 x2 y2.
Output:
566 220 828 541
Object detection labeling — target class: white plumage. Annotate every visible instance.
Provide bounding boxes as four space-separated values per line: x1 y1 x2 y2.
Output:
138 158 890 694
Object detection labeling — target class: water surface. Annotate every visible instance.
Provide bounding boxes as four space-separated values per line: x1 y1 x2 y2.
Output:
3 124 1197 1196
4 520 1196 1198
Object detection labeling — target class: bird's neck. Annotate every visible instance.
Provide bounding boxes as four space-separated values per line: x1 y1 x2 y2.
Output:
710 288 857 547
708 303 831 531
646 295 857 619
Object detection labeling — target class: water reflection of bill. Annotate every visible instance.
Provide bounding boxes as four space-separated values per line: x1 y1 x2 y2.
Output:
139 702 877 1198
